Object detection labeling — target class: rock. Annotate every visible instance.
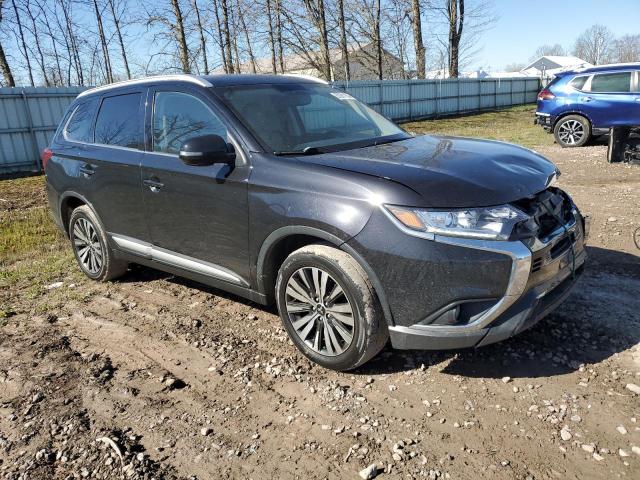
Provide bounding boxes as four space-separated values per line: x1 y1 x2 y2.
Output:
625 383 640 395
570 415 582 423
619 449 629 457
581 444 595 453
359 464 379 479
560 427 572 441
45 281 64 290
392 452 402 462
31 392 44 403
200 427 212 436
592 452 604 461
616 425 627 435
501 377 511 383
632 446 640 456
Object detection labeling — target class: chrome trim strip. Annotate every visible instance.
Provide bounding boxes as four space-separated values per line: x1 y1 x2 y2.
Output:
78 75 213 98
535 112 551 117
110 234 248 287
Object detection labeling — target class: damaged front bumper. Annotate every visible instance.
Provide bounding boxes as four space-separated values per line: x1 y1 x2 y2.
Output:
388 207 587 350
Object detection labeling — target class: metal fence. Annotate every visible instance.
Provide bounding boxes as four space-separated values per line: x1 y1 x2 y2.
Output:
333 77 541 123
0 78 540 175
0 86 86 175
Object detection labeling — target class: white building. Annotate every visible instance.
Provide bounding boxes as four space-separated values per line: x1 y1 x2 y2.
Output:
520 55 592 81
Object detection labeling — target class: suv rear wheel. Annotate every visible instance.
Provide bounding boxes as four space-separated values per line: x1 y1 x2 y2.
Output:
69 205 128 281
275 245 388 371
554 115 591 148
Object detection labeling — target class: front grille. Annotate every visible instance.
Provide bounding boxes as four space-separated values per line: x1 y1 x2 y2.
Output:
511 187 574 241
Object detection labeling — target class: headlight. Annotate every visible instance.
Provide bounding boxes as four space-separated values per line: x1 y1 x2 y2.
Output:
385 204 529 240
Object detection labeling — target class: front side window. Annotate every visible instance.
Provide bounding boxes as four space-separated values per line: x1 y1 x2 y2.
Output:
94 93 142 148
153 91 227 154
218 84 408 154
590 72 632 93
64 99 98 142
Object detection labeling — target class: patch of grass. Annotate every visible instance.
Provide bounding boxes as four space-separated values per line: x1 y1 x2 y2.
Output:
0 207 66 263
401 105 552 148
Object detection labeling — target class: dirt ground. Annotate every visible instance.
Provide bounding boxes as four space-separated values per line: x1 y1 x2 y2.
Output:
1 141 639 480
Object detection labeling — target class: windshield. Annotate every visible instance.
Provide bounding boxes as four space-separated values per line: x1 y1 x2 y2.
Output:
216 83 409 154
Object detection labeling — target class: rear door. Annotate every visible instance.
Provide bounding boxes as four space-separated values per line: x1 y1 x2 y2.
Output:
85 90 148 241
140 86 251 285
582 71 639 127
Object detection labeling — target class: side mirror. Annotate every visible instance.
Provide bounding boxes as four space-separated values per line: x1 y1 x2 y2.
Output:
179 134 236 167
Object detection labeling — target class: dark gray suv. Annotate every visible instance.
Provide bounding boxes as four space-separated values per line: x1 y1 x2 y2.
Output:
44 74 587 370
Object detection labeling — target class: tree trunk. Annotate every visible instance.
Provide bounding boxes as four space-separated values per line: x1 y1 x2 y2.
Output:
265 0 277 73
0 0 12 86
411 0 425 79
61 0 83 85
170 0 190 73
11 0 34 86
375 0 382 80
22 0 49 85
220 0 234 73
337 0 349 81
448 0 464 78
275 0 284 73
36 0 64 85
107 0 131 79
236 0 256 73
190 0 208 74
212 0 228 73
92 0 113 83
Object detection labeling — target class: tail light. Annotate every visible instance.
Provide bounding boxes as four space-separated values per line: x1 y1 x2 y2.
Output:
41 148 53 170
537 89 555 101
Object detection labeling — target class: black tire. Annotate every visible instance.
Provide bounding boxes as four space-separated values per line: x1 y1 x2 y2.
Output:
553 115 591 148
275 244 388 371
69 205 128 281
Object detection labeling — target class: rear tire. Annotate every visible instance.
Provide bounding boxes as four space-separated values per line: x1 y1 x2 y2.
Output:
275 245 388 371
69 205 128 282
554 115 591 148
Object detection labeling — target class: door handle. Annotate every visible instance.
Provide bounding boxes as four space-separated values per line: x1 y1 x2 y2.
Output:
143 179 164 192
79 164 95 177
581 96 593 102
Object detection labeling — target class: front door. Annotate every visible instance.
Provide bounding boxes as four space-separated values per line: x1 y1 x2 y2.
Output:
583 71 640 127
140 87 251 285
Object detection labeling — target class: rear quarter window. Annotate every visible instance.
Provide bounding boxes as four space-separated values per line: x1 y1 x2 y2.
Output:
63 99 98 143
569 76 588 91
94 93 143 149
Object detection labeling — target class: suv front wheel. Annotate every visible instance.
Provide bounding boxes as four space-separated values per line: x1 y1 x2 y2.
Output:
554 115 591 148
275 245 388 371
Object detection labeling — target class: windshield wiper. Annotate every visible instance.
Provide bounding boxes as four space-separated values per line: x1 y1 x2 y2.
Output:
273 146 323 156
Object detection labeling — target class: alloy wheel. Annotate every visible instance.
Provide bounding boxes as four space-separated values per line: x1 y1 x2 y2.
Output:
284 267 355 356
72 217 103 275
557 120 585 145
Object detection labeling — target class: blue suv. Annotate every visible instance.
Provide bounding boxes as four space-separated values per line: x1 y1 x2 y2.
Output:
535 63 640 147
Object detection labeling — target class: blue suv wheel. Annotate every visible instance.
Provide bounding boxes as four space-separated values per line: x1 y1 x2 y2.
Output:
554 115 591 148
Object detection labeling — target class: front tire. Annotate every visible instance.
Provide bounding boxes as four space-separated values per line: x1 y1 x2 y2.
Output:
69 205 128 282
275 245 388 371
554 115 591 148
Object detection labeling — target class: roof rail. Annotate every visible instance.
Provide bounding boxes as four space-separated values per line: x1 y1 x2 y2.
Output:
77 74 213 98
283 74 329 85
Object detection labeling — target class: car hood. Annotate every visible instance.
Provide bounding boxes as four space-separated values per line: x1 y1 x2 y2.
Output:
303 135 559 208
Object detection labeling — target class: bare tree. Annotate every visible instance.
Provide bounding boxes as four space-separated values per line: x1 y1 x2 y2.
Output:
171 0 190 73
60 0 84 85
236 0 256 73
265 0 277 73
34 0 64 85
446 0 463 77
275 0 285 72
302 0 331 79
411 0 425 79
107 0 132 79
336 0 349 80
22 0 52 85
0 0 15 86
573 24 613 65
612 34 640 63
212 0 228 72
532 43 565 60
220 0 234 73
91 0 114 83
191 0 208 74
11 0 34 85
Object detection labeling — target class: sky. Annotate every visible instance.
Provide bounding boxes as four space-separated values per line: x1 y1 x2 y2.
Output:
470 0 640 71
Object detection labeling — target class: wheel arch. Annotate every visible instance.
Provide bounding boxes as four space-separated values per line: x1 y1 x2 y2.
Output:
59 191 98 236
552 110 594 130
256 226 395 327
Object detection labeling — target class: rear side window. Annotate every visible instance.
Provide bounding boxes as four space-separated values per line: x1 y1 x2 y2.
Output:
590 72 632 93
569 76 588 91
152 91 227 154
64 99 98 143
94 93 142 149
